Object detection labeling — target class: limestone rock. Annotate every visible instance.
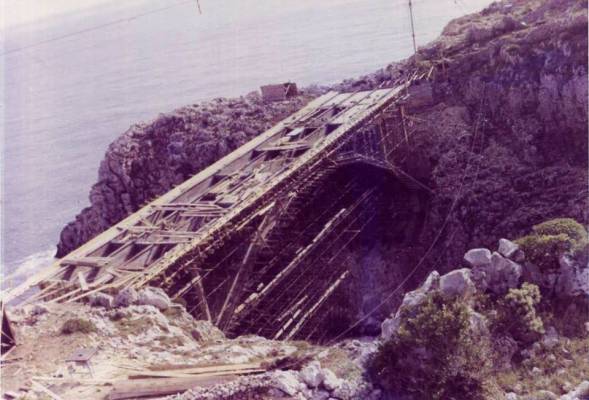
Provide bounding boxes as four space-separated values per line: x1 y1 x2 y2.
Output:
272 370 304 396
560 380 589 400
542 326 559 349
137 287 171 311
498 238 520 259
31 304 49 316
380 316 401 341
400 271 440 312
464 248 492 268
321 369 342 391
311 390 331 400
89 292 114 309
300 361 323 388
114 287 138 308
555 254 589 298
488 252 522 294
439 268 475 298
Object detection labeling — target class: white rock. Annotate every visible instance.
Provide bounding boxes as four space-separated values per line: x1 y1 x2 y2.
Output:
89 292 114 309
498 238 520 259
300 361 323 388
439 268 476 298
137 287 171 311
561 380 589 400
486 252 522 294
505 392 518 400
114 287 138 308
31 304 49 316
464 248 492 268
272 370 304 396
321 369 342 391
397 271 440 313
542 326 559 349
380 316 401 341
555 255 589 298
311 390 331 400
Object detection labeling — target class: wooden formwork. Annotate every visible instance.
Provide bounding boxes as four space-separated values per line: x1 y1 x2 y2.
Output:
2 80 424 340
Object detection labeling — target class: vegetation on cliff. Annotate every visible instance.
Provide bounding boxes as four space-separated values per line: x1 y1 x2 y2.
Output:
372 218 589 399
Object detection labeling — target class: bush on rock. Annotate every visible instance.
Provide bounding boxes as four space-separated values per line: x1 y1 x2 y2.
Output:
494 283 544 344
370 292 490 400
516 218 588 271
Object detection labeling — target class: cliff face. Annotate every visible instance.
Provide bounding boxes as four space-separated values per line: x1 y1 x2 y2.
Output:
56 93 316 257
393 0 588 271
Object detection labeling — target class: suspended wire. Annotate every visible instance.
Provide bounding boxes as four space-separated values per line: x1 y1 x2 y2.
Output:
1 0 196 57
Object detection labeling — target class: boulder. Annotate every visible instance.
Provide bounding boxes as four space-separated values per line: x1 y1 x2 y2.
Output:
464 248 492 268
89 292 114 309
310 390 330 400
498 238 520 259
542 326 559 349
300 361 323 388
560 380 589 400
555 254 589 298
472 252 522 295
31 304 49 316
114 287 138 308
381 271 441 340
137 287 171 311
399 271 440 312
487 252 522 294
272 370 304 396
439 268 476 298
321 369 342 391
380 316 401 341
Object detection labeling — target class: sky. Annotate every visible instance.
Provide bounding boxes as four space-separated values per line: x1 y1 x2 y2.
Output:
2 0 122 29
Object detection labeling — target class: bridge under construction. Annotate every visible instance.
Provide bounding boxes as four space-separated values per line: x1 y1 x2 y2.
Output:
3 78 432 341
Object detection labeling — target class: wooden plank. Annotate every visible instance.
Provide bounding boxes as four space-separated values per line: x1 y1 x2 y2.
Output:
77 272 89 291
128 367 263 379
148 362 261 374
108 375 235 400
31 381 65 400
61 257 109 268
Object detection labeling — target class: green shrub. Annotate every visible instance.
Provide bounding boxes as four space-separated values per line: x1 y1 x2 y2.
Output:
516 218 588 271
494 283 544 344
369 293 490 400
532 218 588 244
60 318 96 335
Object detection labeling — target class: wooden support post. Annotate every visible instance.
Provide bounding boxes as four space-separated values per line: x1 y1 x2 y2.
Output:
284 270 349 340
193 272 212 322
77 272 89 291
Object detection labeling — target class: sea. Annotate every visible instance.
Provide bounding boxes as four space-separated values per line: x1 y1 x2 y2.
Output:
1 0 492 289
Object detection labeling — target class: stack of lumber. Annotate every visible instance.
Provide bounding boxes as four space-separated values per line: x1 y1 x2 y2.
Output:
108 362 264 399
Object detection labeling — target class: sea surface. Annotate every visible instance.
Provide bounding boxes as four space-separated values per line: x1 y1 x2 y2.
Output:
1 0 492 288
